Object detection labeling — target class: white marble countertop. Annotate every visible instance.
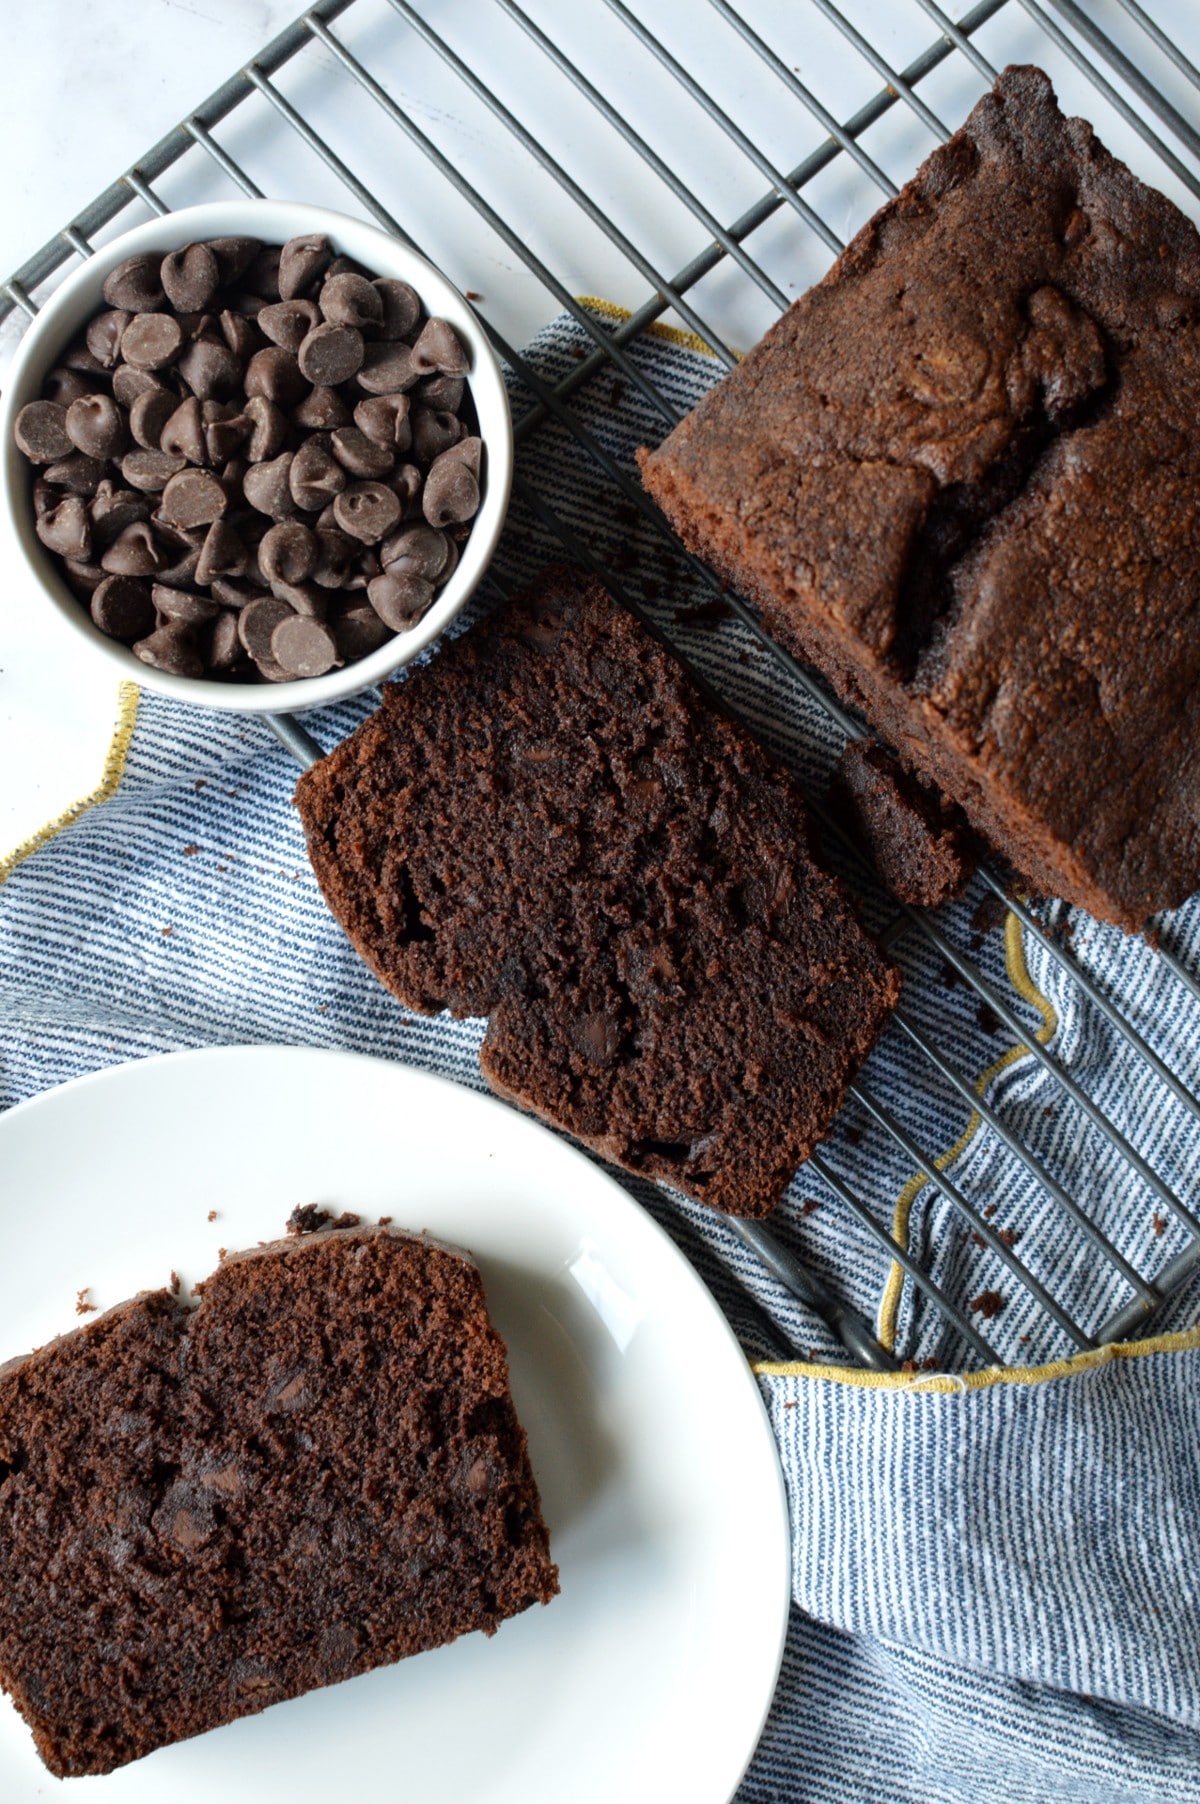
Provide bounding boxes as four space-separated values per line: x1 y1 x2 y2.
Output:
2 0 1198 862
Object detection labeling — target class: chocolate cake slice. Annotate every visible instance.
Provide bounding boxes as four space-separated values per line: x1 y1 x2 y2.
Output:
639 65 1200 933
830 738 975 908
0 1227 557 1777
295 568 899 1217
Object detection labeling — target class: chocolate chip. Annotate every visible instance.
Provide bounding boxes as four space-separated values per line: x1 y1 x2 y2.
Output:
160 468 229 529
32 479 57 516
129 388 177 451
203 410 250 465
422 452 479 527
410 316 469 377
242 394 288 464
387 462 423 512
156 546 203 589
272 613 339 676
90 574 155 641
220 309 262 361
373 278 420 338
100 521 167 576
268 579 328 616
312 528 358 588
354 393 412 451
103 254 165 312
209 609 245 669
330 425 393 480
159 395 207 465
210 577 264 610
411 408 462 464
293 385 352 431
133 624 205 677
160 243 220 312
238 594 295 660
37 495 92 560
113 366 170 410
243 452 297 520
279 234 333 300
42 367 104 408
444 434 482 478
357 342 418 395
259 521 317 586
413 372 465 412
152 582 219 625
368 570 434 631
334 605 392 660
121 313 185 371
381 524 450 581
176 337 243 402
244 346 308 408
44 452 109 495
210 236 262 286
90 484 151 546
320 272 383 331
195 518 248 585
334 481 401 544
257 299 321 353
121 448 188 493
86 310 132 370
244 243 283 300
297 323 363 386
289 436 346 512
64 559 106 595
438 534 459 587
14 401 73 463
61 338 109 376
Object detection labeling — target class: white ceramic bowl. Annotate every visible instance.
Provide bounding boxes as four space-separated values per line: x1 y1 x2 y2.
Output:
0 200 513 714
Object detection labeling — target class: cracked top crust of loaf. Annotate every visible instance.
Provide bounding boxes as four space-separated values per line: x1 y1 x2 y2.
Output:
639 64 1200 932
295 567 900 1217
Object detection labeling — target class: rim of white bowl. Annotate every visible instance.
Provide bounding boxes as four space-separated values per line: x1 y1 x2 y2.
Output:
0 200 513 715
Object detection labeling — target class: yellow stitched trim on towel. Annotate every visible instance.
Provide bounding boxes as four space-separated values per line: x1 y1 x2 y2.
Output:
575 295 725 360
874 911 1058 1352
0 681 139 886
753 1323 1200 1391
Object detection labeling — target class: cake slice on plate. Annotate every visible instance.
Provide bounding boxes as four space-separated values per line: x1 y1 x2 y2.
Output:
0 1225 557 1777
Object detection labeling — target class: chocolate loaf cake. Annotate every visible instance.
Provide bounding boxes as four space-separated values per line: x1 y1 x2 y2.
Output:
295 568 899 1217
0 1227 557 1776
638 65 1200 933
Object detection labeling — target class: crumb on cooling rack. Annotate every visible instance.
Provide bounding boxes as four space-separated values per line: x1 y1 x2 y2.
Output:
969 1289 1005 1319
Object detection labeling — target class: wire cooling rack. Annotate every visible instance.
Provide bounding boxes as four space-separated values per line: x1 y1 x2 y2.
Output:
5 0 1200 1372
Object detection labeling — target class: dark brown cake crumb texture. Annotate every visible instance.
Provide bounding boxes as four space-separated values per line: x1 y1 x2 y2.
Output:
0 1228 557 1776
294 568 900 1217
829 737 975 907
639 66 1200 932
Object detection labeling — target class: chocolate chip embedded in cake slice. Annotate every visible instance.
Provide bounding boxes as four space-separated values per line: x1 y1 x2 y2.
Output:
295 566 900 1216
639 65 1200 933
0 1227 557 1777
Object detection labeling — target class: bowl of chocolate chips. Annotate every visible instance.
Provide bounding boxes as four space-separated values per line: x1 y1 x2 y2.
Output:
0 201 513 711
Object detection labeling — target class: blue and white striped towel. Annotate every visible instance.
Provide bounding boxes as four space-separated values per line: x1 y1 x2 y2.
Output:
4 304 1200 1802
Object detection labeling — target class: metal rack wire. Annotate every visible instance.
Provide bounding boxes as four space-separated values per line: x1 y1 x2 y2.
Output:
5 0 1200 1371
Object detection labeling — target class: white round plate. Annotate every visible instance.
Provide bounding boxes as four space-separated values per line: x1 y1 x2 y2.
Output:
0 1047 790 1803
